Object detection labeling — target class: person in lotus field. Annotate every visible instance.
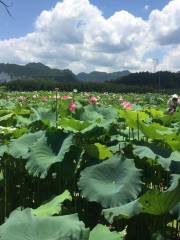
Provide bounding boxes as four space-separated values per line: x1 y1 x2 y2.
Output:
167 94 179 114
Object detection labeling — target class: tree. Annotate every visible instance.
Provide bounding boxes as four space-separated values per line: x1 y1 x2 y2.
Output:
0 0 12 16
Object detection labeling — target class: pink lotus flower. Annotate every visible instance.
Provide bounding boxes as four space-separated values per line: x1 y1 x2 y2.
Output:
69 101 76 112
90 96 97 104
62 95 72 100
121 101 132 110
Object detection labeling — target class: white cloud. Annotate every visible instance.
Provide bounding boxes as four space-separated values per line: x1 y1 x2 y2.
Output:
0 0 180 73
160 45 180 71
149 0 180 45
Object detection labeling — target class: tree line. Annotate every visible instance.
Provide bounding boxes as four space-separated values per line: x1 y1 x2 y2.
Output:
114 71 180 89
1 71 180 93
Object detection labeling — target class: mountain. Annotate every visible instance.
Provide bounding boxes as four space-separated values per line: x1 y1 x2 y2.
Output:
76 70 130 82
0 62 77 82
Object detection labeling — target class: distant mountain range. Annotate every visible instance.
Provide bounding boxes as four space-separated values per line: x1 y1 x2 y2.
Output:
0 62 130 83
77 70 130 82
0 62 77 82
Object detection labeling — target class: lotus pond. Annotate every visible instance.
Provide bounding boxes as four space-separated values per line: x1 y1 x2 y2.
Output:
0 91 179 240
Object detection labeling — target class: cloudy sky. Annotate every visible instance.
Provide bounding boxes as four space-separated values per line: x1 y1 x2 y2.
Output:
0 0 180 73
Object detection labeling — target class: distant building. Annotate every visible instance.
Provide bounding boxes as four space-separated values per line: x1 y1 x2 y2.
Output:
0 72 11 83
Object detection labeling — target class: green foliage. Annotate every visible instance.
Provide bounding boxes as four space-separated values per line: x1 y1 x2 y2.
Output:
85 143 112 160
0 209 88 240
102 200 143 223
0 91 179 240
32 190 72 216
140 180 180 215
8 131 44 159
78 155 142 207
89 224 123 240
26 131 75 178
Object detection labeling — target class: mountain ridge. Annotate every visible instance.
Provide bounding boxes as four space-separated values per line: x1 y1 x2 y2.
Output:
0 62 130 83
77 70 130 82
0 62 77 82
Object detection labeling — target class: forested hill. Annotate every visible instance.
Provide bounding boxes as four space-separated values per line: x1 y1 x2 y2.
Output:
0 62 77 82
112 71 180 89
77 70 130 82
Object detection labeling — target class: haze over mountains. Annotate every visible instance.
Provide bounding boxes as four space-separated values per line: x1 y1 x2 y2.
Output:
0 62 130 83
77 70 130 82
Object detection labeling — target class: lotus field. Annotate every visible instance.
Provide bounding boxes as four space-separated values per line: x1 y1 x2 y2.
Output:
0 90 180 240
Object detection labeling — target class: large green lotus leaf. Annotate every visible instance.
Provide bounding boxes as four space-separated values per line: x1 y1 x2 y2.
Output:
0 109 12 116
80 123 106 138
159 151 180 173
0 145 8 158
59 117 113 136
168 174 180 191
32 190 72 216
76 105 118 123
11 127 28 139
45 128 74 154
0 100 15 109
133 145 180 171
31 107 56 121
30 107 56 126
26 133 75 178
85 143 112 160
119 110 149 128
167 135 180 151
0 209 89 240
159 114 178 126
139 123 176 141
75 106 103 123
131 104 142 111
140 180 180 215
58 117 91 133
102 199 142 223
159 111 180 126
169 152 180 174
89 224 123 240
13 107 31 116
0 113 14 122
8 131 44 159
0 170 3 181
0 126 17 136
78 155 142 208
133 145 156 160
151 232 166 240
109 142 127 154
147 109 164 119
136 142 171 158
170 202 180 220
16 115 34 126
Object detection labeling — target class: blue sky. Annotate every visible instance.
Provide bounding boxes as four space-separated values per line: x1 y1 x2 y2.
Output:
91 0 170 18
0 0 170 40
0 0 179 73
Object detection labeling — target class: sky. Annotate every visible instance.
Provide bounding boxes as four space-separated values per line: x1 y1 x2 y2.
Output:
0 0 179 73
